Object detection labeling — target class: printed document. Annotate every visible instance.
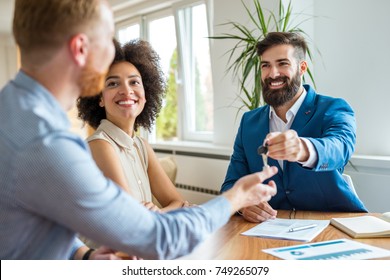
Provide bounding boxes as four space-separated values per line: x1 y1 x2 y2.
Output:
241 218 329 242
263 238 390 260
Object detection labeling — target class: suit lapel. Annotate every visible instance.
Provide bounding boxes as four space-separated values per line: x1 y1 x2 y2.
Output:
290 85 316 133
258 108 269 137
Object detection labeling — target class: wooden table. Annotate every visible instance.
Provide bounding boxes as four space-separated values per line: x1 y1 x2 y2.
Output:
181 210 390 259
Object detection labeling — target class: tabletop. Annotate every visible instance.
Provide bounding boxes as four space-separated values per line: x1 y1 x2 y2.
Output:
180 210 390 260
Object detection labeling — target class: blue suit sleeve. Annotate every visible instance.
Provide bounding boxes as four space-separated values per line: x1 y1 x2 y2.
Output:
309 98 356 171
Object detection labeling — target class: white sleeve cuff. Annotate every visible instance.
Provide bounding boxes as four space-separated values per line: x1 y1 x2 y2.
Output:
298 137 318 168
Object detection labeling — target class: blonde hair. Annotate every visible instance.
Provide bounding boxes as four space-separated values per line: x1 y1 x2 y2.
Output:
13 0 101 56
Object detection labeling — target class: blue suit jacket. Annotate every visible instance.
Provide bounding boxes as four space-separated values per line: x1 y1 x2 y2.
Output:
221 85 367 212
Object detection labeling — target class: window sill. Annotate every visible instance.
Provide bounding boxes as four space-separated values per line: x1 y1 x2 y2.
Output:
151 140 232 157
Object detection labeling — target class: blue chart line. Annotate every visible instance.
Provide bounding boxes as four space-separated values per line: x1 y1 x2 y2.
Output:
275 240 344 252
298 248 372 260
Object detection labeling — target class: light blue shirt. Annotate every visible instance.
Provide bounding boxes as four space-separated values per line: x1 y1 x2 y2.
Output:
0 71 231 260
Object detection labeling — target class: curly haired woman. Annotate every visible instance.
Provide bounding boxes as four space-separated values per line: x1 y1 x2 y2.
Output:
78 39 188 213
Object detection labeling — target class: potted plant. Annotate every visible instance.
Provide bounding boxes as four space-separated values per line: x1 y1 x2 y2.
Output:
210 0 318 111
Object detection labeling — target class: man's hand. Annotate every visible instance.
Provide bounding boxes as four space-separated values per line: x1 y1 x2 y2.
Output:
265 130 309 162
241 201 278 223
223 166 278 215
90 246 122 260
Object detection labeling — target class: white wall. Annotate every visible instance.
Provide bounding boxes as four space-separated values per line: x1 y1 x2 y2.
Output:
312 0 390 156
0 34 17 88
344 156 390 213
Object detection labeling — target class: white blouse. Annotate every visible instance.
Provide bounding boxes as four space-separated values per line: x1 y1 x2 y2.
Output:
87 119 152 202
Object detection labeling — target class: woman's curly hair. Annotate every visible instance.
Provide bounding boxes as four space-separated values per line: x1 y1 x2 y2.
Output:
77 39 166 131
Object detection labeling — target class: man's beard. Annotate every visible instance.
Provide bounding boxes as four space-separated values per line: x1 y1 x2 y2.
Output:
262 71 301 108
78 57 107 98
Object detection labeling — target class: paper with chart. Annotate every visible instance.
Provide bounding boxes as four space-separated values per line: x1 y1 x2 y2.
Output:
263 238 390 260
241 218 330 242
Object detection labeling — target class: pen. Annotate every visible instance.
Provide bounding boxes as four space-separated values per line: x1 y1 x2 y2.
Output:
288 224 317 232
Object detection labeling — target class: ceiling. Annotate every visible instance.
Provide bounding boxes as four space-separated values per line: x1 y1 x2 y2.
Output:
0 0 145 35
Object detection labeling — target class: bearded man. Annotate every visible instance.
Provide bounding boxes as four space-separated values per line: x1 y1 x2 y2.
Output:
221 32 367 223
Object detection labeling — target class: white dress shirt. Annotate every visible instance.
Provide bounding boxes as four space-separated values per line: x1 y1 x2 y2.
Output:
269 88 318 169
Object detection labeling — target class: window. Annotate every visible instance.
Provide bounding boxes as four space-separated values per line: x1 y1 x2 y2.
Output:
115 1 214 142
147 14 178 141
118 23 140 43
176 3 214 141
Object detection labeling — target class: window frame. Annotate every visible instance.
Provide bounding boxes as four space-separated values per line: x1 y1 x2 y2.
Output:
115 15 144 40
173 0 214 142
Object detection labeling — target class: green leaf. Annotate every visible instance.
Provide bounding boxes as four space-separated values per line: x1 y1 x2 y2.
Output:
282 1 293 31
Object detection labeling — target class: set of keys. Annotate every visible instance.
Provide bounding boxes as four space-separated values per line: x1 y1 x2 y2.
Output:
257 143 269 169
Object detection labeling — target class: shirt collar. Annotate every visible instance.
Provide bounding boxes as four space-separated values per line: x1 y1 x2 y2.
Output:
98 119 135 150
